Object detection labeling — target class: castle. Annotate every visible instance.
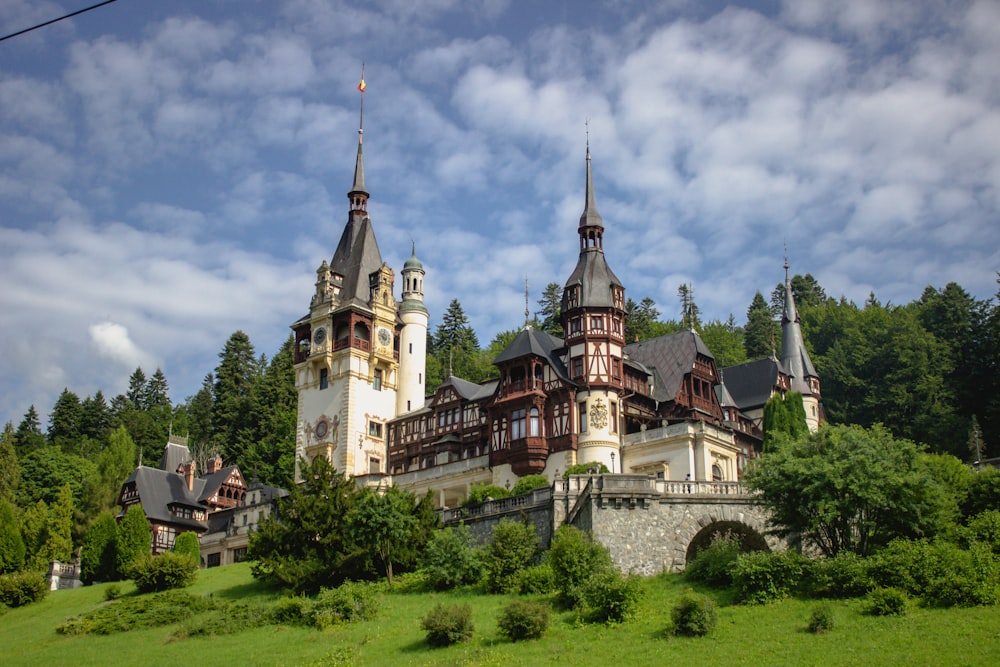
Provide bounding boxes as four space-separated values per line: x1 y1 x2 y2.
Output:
290 119 822 509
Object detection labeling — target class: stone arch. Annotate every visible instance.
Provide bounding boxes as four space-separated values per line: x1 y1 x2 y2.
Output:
685 520 769 565
670 503 784 572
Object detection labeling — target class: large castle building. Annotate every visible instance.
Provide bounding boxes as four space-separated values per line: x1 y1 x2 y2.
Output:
291 121 821 507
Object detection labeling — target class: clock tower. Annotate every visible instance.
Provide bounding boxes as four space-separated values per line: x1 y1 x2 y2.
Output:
291 119 402 480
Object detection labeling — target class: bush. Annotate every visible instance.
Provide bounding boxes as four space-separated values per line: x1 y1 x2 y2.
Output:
808 551 872 598
510 474 549 496
0 500 25 574
312 580 379 628
669 590 718 637
270 596 314 626
421 525 481 590
80 511 118 584
864 587 908 616
548 526 614 607
563 462 609 478
131 552 198 593
966 510 1000 555
869 538 1000 605
484 521 539 594
421 603 474 646
517 563 555 595
497 600 550 641
581 570 643 623
0 570 48 607
685 534 741 587
464 484 510 507
115 505 151 578
56 590 214 635
732 550 807 604
104 583 123 601
172 531 201 565
807 605 835 634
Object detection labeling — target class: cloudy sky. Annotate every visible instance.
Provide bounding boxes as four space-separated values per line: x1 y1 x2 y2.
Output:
2 0 998 427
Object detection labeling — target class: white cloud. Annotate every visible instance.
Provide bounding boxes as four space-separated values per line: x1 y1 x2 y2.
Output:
89 322 156 371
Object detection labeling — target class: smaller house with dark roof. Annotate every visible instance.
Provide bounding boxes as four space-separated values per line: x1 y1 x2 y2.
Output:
118 437 249 555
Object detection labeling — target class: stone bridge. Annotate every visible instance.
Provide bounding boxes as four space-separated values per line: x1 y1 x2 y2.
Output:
443 474 783 576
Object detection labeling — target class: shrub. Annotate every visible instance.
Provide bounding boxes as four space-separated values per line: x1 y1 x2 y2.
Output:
563 462 609 478
0 500 25 574
312 580 379 628
864 587 908 616
56 590 214 635
172 531 202 565
966 510 1000 555
581 569 643 623
0 570 48 607
517 563 555 595
421 525 481 590
510 474 550 496
497 600 550 641
80 511 118 584
548 526 614 607
685 534 741 587
807 605 835 634
484 520 539 594
808 551 872 598
131 552 198 593
421 603 474 646
869 538 1000 605
270 596 314 626
669 590 718 637
464 484 510 507
104 583 123 601
115 505 151 578
732 550 808 604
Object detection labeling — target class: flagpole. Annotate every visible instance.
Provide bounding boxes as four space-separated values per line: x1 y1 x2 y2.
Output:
358 63 365 140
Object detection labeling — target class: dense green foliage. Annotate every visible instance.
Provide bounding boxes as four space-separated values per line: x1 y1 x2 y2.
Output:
421 525 482 590
0 570 48 607
464 483 510 506
669 590 718 636
483 520 539 594
548 525 614 607
0 499 25 574
562 462 609 477
421 602 474 646
745 424 954 556
79 510 118 583
311 581 381 627
172 531 202 564
131 552 199 593
732 550 809 605
684 533 742 587
115 504 152 577
864 587 908 616
510 474 549 496
350 485 419 586
497 600 551 641
806 605 834 634
579 569 644 623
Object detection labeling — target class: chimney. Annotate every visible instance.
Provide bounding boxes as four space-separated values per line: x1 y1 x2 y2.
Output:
183 461 195 491
207 454 222 474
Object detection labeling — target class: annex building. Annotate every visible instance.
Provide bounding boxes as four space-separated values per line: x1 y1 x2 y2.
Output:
290 119 822 509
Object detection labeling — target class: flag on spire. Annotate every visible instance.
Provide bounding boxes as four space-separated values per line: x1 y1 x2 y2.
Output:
358 78 366 92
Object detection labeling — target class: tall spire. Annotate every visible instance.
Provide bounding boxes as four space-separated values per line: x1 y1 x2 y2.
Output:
780 255 818 394
579 122 604 237
349 65 368 213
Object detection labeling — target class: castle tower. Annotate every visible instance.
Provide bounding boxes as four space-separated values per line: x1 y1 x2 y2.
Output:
561 140 627 471
397 243 428 415
780 257 822 432
291 106 400 480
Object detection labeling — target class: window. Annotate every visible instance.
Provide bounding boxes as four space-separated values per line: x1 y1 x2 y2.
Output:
369 421 383 438
233 548 247 563
579 402 587 433
529 407 540 437
369 457 381 474
572 357 584 378
373 368 383 391
712 464 723 481
611 356 621 380
610 402 617 434
207 553 221 568
590 315 604 331
511 408 526 439
320 368 328 390
569 318 582 335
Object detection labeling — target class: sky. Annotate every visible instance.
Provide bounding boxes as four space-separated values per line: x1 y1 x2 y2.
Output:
1 0 998 428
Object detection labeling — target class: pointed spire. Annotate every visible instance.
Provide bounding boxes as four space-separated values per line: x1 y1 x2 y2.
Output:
348 64 368 211
579 123 604 232
524 276 530 329
780 254 818 394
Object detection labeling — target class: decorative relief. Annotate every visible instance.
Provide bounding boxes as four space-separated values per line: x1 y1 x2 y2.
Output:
590 398 608 429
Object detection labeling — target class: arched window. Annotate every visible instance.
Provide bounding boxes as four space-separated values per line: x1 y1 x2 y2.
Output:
712 464 723 481
529 407 541 437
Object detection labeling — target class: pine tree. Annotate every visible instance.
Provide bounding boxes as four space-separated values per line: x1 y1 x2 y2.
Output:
126 368 148 409
537 282 563 337
762 395 790 452
46 483 75 563
143 368 170 410
625 297 660 343
48 389 83 450
744 291 775 360
431 299 480 356
678 283 701 331
80 510 118 583
79 391 112 441
91 426 137 513
14 406 46 455
116 504 151 577
212 331 259 466
21 499 50 571
242 336 297 487
0 423 18 504
0 499 25 574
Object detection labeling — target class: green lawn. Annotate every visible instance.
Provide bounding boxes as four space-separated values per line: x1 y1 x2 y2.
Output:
3 564 998 666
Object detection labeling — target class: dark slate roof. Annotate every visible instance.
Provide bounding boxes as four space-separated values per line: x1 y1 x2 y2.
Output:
159 441 191 474
494 327 573 384
329 215 383 310
719 358 781 410
196 466 242 504
122 466 207 530
625 330 714 402
564 252 623 309
715 380 738 408
439 376 498 402
780 280 818 393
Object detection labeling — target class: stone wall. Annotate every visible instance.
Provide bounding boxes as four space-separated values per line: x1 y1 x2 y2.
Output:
443 486 555 549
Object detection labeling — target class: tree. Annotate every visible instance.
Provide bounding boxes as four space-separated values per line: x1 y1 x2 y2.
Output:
350 485 418 586
45 483 75 563
17 446 98 513
421 525 481 590
677 284 701 331
47 389 82 451
537 282 563 337
14 406 45 455
116 504 151 577
86 426 137 515
625 297 660 343
79 391 112 442
744 424 954 557
483 520 539 594
0 499 25 574
0 423 18 504
79 510 119 583
771 273 827 314
744 291 775 359
240 336 297 487
431 299 480 356
699 317 747 368
186 373 215 447
172 531 201 564
248 456 364 594
20 500 50 571
126 367 147 409
212 331 260 466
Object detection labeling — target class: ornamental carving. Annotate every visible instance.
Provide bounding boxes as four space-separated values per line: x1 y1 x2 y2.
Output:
590 398 608 429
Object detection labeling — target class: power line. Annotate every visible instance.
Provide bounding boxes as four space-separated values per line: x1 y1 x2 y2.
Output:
0 0 121 43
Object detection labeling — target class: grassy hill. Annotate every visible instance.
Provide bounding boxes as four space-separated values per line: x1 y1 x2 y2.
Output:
2 563 999 666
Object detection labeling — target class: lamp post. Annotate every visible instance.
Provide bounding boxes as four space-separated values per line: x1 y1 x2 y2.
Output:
610 451 615 474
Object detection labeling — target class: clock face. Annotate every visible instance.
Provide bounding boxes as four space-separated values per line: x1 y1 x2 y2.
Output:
313 327 326 345
378 327 391 346
315 420 328 439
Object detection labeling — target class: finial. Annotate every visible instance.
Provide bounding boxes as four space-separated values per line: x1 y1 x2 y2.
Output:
357 63 366 139
411 240 416 257
585 117 590 151
783 241 790 284
524 276 530 328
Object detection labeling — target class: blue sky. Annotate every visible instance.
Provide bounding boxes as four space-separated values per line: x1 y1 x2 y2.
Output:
1 0 998 427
